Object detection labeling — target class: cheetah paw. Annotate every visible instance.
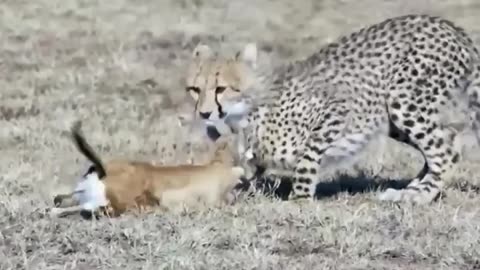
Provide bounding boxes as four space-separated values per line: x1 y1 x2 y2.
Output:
377 188 436 204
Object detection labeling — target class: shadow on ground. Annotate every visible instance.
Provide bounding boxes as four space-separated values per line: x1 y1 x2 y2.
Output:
235 169 414 201
235 168 480 201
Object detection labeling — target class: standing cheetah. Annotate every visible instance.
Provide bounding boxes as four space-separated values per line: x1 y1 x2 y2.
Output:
184 14 480 204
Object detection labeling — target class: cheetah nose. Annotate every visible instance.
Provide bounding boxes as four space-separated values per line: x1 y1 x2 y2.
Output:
199 111 212 119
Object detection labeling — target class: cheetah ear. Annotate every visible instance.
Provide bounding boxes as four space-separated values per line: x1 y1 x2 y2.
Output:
192 44 213 60
235 43 257 69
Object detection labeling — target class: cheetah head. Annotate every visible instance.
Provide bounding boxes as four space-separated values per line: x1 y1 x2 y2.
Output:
185 43 259 139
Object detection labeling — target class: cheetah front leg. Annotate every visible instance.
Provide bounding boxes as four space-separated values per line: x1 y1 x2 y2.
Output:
289 93 389 201
289 131 385 201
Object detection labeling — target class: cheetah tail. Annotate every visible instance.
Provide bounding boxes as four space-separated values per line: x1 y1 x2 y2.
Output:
70 120 107 179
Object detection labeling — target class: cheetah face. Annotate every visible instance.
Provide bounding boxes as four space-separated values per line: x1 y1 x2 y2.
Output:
185 43 257 130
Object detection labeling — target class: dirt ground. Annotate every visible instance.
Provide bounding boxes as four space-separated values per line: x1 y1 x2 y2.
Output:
1 0 480 269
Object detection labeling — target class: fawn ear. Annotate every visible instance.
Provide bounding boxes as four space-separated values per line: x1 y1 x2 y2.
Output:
192 44 214 60
235 43 257 69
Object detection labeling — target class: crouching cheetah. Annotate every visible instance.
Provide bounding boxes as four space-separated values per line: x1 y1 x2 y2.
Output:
184 14 480 204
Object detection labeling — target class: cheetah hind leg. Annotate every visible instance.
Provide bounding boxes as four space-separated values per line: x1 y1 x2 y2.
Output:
378 74 463 204
378 125 460 204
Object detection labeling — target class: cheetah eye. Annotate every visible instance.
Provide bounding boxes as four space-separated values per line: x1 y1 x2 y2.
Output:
186 86 200 93
215 86 226 94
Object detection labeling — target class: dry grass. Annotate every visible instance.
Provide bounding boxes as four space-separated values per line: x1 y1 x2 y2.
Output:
1 0 480 269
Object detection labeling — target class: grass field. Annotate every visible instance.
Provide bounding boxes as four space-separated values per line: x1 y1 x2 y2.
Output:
1 0 480 269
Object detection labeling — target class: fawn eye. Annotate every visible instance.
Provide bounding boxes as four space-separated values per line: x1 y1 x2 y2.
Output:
215 86 226 94
186 86 200 93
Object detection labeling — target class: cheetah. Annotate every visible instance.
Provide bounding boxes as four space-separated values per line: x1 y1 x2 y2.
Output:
184 14 480 204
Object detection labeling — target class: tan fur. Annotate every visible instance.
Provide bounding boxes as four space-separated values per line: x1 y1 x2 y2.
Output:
185 43 257 120
185 44 260 178
51 123 244 218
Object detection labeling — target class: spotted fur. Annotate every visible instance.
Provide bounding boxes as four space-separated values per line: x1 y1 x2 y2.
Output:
185 14 480 204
